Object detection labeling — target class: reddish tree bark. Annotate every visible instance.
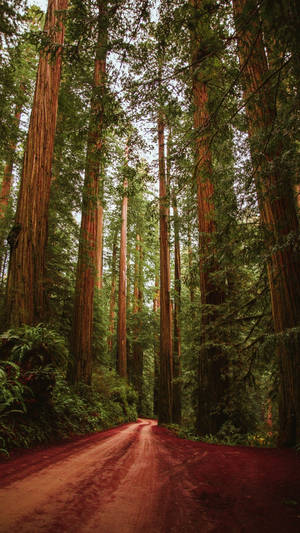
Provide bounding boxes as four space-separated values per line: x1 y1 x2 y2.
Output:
0 89 25 277
0 94 24 218
108 228 118 354
233 0 300 445
96 197 104 290
191 0 228 435
69 1 108 385
187 221 195 306
158 113 173 424
132 233 144 412
116 149 128 379
172 188 182 424
5 0 68 326
153 261 160 416
166 129 181 424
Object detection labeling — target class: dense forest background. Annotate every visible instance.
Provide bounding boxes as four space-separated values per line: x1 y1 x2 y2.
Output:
0 0 299 455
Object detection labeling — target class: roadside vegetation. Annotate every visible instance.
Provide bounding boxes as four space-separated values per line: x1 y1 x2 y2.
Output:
0 324 137 456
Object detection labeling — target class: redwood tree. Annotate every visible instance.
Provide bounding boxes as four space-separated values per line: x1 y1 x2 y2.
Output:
108 227 118 354
172 184 182 424
233 0 300 445
5 0 68 326
116 148 129 379
0 89 24 218
69 0 108 385
191 0 228 435
132 233 144 412
158 110 173 423
0 86 25 276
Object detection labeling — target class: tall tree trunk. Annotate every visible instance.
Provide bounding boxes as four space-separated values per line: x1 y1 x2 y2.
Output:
172 188 182 424
132 233 144 413
263 0 300 91
187 220 195 306
295 185 300 211
116 148 128 379
158 112 173 424
126 242 131 376
153 261 160 417
108 228 118 355
96 188 104 290
68 0 108 385
0 92 24 277
233 0 300 445
5 0 68 326
167 129 181 424
0 94 24 218
191 0 228 435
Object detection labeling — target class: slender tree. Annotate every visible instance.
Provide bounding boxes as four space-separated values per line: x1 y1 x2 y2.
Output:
69 0 108 385
0 87 24 218
233 0 300 445
132 233 144 412
158 109 173 423
108 227 118 355
116 146 129 379
153 255 160 417
166 127 181 423
0 85 25 277
172 184 182 424
5 0 68 326
96 178 104 290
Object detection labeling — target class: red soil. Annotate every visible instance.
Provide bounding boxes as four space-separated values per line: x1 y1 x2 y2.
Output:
0 419 299 532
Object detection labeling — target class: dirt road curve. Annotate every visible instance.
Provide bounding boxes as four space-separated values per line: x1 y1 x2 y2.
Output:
0 419 299 533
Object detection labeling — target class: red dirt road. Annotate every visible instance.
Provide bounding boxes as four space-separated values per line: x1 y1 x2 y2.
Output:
0 419 299 533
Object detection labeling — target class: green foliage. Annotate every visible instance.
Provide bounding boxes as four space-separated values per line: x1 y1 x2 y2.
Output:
0 360 28 418
0 323 68 369
0 325 137 456
0 365 137 457
167 422 278 448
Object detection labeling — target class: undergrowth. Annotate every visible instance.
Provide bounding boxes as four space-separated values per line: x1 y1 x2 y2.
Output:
0 325 137 457
166 423 278 448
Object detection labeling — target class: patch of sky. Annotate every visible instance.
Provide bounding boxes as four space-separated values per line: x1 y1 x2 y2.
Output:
28 0 47 10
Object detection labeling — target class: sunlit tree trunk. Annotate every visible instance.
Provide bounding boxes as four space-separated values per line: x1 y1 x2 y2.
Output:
158 111 173 424
116 148 128 379
233 0 300 445
5 0 68 326
68 0 108 385
191 0 228 435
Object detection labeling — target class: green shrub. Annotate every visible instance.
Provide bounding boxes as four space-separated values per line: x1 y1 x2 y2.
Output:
0 361 28 417
0 364 138 456
0 323 68 369
0 327 138 457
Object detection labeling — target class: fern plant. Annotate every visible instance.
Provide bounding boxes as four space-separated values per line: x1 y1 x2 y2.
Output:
0 361 27 418
0 324 68 369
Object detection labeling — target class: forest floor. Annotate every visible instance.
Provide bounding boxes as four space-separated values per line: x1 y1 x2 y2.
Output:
0 419 299 533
